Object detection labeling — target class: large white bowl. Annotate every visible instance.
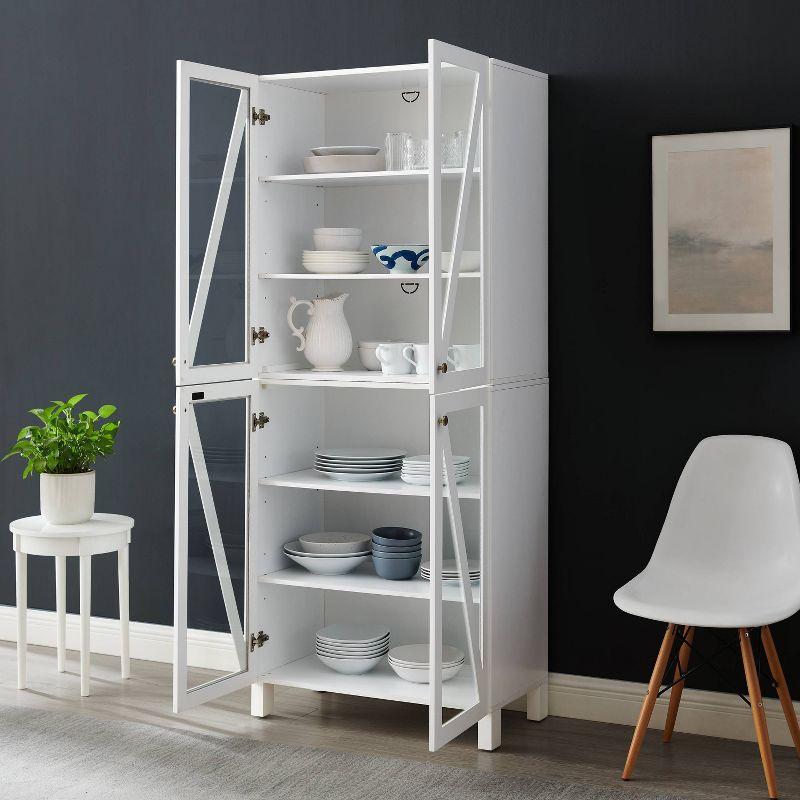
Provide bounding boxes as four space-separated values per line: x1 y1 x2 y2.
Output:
442 250 481 273
283 540 370 558
285 551 369 575
299 532 371 554
313 228 363 251
316 645 389 658
317 653 384 675
388 660 464 683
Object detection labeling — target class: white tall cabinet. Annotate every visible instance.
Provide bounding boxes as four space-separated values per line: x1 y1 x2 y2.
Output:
173 40 547 752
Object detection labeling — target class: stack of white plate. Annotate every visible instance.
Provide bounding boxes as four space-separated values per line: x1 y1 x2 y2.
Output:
421 559 480 583
283 537 370 576
388 644 465 684
302 250 371 275
316 623 390 675
314 447 406 482
400 455 470 486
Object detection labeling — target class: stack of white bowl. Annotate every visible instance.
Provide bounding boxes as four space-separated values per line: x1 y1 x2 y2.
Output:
388 644 465 683
303 228 370 274
400 454 470 486
316 623 390 675
282 533 371 576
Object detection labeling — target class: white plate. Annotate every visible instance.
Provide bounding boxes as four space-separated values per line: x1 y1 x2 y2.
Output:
303 250 370 257
283 540 370 557
400 467 469 475
317 653 384 674
403 455 470 465
317 447 407 460
304 154 384 174
389 661 463 683
285 552 369 575
389 658 464 669
299 532 371 554
400 474 468 486
316 456 403 464
302 262 368 275
421 560 479 574
316 466 401 474
317 623 390 644
388 644 465 666
311 146 380 157
316 470 397 482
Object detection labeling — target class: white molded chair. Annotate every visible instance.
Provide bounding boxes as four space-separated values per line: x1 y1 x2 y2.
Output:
614 435 800 799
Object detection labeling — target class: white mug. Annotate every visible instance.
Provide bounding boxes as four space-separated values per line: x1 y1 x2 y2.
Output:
447 344 481 371
376 342 412 375
402 343 430 375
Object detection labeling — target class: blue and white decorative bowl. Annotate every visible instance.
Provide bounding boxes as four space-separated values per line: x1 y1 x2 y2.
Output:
371 244 429 274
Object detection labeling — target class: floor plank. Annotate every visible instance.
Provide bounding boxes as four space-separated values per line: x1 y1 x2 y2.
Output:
1 641 798 799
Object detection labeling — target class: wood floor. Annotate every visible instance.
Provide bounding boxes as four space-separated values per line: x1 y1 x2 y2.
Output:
2 641 800 799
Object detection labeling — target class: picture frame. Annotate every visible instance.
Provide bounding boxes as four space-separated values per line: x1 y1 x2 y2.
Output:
652 127 790 331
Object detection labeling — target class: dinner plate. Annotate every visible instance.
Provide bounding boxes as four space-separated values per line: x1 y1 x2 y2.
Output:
403 455 470 465
400 473 468 485
316 447 407 460
310 146 380 156
316 465 401 474
316 469 397 482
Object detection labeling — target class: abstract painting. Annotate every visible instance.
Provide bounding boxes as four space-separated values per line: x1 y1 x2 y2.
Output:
652 128 790 331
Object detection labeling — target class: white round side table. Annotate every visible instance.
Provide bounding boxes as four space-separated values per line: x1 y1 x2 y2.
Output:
10 513 134 697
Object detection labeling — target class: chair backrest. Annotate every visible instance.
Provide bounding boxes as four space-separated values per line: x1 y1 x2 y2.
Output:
650 436 800 579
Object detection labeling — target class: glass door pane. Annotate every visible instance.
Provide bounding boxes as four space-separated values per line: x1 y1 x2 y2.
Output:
189 80 248 370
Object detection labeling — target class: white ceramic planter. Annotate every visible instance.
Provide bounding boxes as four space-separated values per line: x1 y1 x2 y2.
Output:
40 471 95 524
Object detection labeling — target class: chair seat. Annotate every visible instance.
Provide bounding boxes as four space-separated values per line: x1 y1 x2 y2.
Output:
614 566 800 628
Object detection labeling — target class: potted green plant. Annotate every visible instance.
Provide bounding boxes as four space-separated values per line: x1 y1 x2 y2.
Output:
3 394 120 524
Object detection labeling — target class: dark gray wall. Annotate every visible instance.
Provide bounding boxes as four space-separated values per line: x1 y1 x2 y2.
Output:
2 0 800 692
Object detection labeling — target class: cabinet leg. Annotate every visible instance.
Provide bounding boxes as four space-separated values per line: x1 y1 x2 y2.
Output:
527 682 548 721
251 682 274 718
478 709 502 750
16 550 27 690
55 555 66 673
79 555 91 697
118 544 130 679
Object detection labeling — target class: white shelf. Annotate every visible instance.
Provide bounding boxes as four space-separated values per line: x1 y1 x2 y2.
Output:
259 564 480 603
259 469 481 499
257 271 480 280
255 370 430 390
262 655 477 710
258 168 479 189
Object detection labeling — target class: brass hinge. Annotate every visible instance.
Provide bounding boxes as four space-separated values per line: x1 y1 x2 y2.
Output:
437 362 448 373
252 411 269 431
252 326 270 345
250 631 269 651
252 107 270 125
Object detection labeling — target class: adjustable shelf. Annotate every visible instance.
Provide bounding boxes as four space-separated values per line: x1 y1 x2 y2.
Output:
259 469 480 498
259 564 480 603
257 272 480 280
255 370 430 390
258 167 479 189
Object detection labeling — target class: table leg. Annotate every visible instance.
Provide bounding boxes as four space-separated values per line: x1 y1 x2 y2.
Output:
16 550 27 690
55 555 66 673
118 543 129 679
80 555 91 697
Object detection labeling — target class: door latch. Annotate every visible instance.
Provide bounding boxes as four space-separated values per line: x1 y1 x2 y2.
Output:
252 326 270 345
252 412 269 431
252 107 270 125
250 631 269 651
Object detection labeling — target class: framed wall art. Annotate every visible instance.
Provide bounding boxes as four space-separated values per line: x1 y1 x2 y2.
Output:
652 127 790 331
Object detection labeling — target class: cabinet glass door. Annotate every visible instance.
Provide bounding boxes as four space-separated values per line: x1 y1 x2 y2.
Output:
428 41 489 393
428 387 488 750
176 62 258 386
173 382 256 711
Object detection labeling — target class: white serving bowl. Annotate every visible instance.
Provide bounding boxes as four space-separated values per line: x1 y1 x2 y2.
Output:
285 551 369 575
388 660 464 683
357 340 393 370
317 653 384 675
299 532 371 554
442 250 481 273
313 228 363 251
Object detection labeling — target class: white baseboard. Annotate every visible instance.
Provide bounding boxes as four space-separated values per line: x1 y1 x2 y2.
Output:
0 604 238 673
1 604 795 747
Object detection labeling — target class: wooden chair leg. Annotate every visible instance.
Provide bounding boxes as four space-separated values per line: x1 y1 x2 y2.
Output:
762 625 800 758
663 625 694 743
740 628 778 800
622 623 676 781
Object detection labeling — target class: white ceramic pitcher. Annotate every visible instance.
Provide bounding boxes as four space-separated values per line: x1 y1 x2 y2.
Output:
287 293 353 371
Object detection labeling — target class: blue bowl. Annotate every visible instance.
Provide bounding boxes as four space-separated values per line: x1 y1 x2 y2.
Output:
372 542 422 554
371 548 421 559
373 554 422 580
371 244 429 274
372 527 422 546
